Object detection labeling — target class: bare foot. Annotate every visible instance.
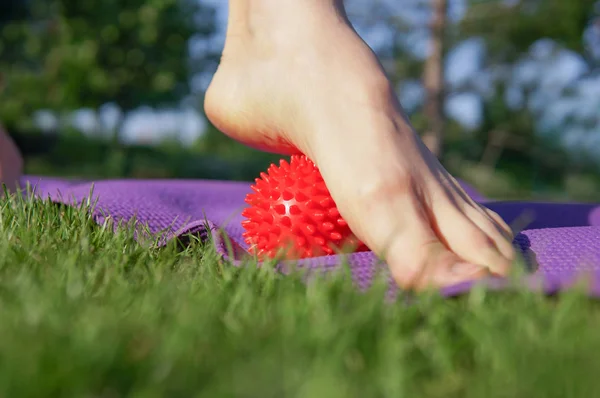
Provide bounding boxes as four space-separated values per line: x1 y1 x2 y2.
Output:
205 0 515 290
0 126 23 194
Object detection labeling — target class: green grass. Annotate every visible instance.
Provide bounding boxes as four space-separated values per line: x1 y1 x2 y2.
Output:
2 193 600 397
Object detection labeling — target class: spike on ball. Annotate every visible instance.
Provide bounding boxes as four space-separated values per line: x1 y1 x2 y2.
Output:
241 154 369 260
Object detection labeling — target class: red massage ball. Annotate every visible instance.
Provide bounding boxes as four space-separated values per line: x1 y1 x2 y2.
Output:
241 155 369 260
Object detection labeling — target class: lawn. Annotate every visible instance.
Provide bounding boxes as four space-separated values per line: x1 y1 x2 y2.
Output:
1 192 600 397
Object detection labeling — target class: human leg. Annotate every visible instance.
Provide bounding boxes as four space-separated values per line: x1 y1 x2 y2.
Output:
205 0 515 289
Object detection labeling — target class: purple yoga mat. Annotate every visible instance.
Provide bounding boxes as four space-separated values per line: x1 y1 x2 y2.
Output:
20 175 600 296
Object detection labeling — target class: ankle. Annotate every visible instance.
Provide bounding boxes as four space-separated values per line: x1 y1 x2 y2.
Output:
225 0 349 49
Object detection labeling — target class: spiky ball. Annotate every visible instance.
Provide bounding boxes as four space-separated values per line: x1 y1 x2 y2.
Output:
241 155 368 260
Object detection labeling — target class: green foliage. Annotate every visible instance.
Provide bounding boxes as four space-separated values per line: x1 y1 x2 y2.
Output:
455 0 600 181
13 128 284 182
3 0 599 196
463 0 599 62
0 0 218 126
355 0 600 176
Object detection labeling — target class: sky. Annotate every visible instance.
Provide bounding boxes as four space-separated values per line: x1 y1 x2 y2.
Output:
34 0 600 154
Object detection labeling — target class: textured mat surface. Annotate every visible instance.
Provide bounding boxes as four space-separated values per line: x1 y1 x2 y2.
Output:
21 175 600 296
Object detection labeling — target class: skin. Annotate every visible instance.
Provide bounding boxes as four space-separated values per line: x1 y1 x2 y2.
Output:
0 0 516 290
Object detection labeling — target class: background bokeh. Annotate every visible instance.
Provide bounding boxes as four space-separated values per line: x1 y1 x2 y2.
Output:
2 0 599 201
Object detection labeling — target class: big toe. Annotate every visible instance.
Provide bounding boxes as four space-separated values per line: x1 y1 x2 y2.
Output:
430 201 515 277
383 213 491 290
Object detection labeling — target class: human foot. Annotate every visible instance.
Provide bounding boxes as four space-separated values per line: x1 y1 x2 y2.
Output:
205 0 515 289
0 126 23 194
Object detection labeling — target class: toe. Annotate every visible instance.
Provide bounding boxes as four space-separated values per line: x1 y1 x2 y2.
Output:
430 199 514 277
482 206 515 240
468 206 516 262
381 206 491 290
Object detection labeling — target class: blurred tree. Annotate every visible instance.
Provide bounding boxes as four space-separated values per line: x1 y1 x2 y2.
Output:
0 0 29 25
421 0 448 158
0 0 218 135
348 0 600 197
458 0 600 176
462 0 599 64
